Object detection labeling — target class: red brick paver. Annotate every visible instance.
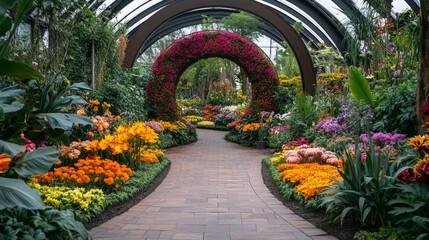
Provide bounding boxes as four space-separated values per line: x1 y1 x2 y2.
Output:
91 129 337 240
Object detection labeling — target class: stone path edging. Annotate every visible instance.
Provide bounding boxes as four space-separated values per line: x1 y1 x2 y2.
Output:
90 129 337 240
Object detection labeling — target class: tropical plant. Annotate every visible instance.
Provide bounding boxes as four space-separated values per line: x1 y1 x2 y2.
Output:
321 138 407 227
348 66 373 106
0 206 89 240
388 182 429 239
0 139 60 210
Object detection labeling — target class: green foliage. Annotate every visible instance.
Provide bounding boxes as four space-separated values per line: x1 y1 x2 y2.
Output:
0 207 89 240
0 177 45 210
285 92 316 141
273 85 295 112
349 66 373 106
158 129 198 149
388 182 429 239
321 138 406 227
354 227 414 240
64 6 123 86
0 75 93 144
93 70 149 121
372 76 418 136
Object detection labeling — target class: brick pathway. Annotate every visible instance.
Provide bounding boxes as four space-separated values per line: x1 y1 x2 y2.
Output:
90 129 337 240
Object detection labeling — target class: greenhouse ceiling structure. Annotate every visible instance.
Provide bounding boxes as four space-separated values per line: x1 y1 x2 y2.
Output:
87 0 421 67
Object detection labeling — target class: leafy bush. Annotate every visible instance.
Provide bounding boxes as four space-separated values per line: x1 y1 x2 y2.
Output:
93 71 149 121
321 138 405 227
372 76 418 136
0 207 89 240
354 227 414 240
284 92 317 141
388 182 429 239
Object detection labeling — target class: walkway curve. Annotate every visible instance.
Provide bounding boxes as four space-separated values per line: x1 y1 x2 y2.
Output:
91 129 337 240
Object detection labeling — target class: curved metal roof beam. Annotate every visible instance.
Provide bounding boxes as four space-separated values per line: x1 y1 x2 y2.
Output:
123 0 317 95
135 9 319 57
103 0 344 50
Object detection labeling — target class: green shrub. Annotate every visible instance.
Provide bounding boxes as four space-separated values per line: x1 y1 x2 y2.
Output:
321 137 406 227
372 76 418 136
0 207 89 240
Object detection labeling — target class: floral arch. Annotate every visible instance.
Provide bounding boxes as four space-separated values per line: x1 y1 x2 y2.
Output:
146 31 279 121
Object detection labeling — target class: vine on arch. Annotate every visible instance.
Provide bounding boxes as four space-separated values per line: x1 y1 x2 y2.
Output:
146 31 279 121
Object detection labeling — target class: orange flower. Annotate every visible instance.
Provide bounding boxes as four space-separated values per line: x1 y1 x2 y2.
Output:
104 177 114 185
0 153 12 173
77 109 85 116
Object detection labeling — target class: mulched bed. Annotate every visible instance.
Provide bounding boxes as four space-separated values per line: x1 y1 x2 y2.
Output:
85 163 171 230
261 161 363 240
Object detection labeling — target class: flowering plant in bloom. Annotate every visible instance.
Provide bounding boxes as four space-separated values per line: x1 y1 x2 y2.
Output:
197 121 215 128
227 119 243 129
315 117 348 138
236 123 261 132
146 31 278 121
282 137 308 150
144 121 164 132
283 145 339 165
185 115 205 124
359 132 406 147
277 163 342 200
202 104 222 121
85 121 162 167
28 182 104 213
271 125 290 134
408 135 429 154
34 156 133 191
214 112 236 127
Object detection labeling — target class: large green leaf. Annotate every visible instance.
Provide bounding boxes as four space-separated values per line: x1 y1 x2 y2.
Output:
0 100 24 113
0 0 15 13
0 58 44 79
348 66 373 106
69 82 92 91
0 85 24 101
0 14 12 36
0 139 25 156
36 113 94 130
0 177 45 210
14 147 60 177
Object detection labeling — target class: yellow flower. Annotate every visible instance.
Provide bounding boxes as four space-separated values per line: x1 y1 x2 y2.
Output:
409 135 429 151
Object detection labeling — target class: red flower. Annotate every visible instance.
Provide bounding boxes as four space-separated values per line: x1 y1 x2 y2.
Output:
421 103 429 117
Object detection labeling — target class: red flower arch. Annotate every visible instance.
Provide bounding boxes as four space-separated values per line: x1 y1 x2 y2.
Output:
146 31 279 121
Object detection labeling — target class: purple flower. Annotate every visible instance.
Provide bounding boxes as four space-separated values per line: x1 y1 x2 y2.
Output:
393 70 401 78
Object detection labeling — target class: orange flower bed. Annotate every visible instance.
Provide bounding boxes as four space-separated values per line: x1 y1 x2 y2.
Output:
236 123 261 132
34 156 133 190
277 163 342 200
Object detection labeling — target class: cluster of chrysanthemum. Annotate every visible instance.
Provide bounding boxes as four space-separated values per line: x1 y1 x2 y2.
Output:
283 145 339 165
185 115 205 124
236 123 261 132
34 156 133 190
398 135 429 183
144 121 164 132
277 163 342 200
28 182 104 211
197 121 215 128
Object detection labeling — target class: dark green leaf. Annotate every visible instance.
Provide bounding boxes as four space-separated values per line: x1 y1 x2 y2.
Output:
36 113 94 130
0 105 4 121
0 139 25 156
14 147 60 177
0 14 12 36
0 177 45 210
0 58 44 79
0 0 15 13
